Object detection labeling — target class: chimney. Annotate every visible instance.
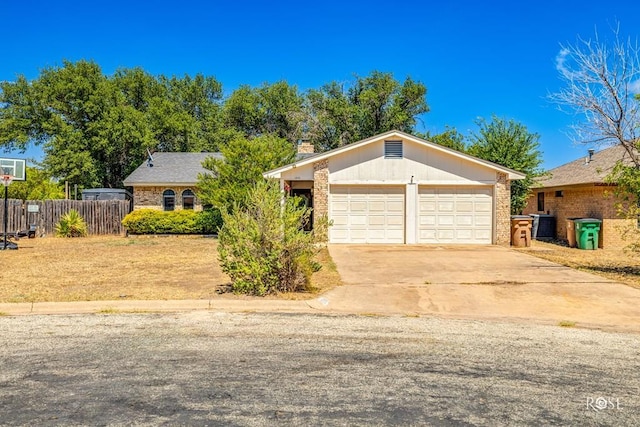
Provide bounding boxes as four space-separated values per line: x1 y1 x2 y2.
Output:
297 139 314 154
588 149 595 162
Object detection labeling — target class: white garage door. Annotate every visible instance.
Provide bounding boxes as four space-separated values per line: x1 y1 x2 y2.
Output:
330 186 405 243
418 187 493 244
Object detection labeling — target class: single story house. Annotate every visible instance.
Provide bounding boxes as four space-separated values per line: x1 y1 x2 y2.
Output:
522 144 635 248
123 146 317 211
264 130 525 245
123 152 223 211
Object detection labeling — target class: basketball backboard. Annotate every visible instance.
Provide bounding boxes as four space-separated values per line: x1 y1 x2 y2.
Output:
0 158 26 181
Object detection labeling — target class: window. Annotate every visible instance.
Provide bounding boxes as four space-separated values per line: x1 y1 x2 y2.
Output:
555 190 563 198
384 141 403 159
163 189 175 211
537 192 545 212
182 189 195 210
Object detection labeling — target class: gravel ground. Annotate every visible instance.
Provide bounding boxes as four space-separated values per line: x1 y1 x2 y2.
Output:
0 312 638 426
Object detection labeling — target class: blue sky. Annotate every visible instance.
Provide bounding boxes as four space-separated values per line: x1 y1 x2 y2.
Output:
2 0 640 169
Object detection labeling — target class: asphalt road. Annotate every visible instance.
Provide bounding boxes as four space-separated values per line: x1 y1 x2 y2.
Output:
0 312 638 426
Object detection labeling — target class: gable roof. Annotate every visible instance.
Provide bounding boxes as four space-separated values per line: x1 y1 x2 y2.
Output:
536 144 633 188
123 152 223 186
263 130 526 180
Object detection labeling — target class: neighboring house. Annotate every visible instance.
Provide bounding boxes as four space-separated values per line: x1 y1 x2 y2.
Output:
123 147 317 211
522 144 635 248
123 152 223 211
265 130 524 245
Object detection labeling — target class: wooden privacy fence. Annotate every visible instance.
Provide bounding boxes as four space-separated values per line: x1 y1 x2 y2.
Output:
0 199 131 236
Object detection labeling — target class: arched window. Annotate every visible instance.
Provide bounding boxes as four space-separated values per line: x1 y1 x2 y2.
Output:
182 189 195 210
163 189 175 211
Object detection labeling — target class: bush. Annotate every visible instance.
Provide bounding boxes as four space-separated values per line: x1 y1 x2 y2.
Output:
217 180 327 296
121 208 223 234
55 209 88 237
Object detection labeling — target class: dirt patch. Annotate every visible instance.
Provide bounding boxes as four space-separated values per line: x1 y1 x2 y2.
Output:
0 236 340 303
517 240 640 289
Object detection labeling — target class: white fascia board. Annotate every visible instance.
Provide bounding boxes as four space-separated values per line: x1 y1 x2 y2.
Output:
263 130 526 180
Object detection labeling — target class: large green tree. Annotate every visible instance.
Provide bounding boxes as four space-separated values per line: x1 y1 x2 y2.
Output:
0 60 225 189
304 71 429 151
197 134 295 211
467 116 543 214
421 127 467 152
223 81 304 143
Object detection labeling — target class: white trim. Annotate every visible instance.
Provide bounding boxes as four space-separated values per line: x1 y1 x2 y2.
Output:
264 130 526 180
331 179 497 186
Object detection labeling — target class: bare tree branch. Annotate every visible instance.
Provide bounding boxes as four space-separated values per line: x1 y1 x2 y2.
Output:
550 23 640 166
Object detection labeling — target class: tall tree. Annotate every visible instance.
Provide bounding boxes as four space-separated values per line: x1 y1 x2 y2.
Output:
0 60 225 188
467 116 543 214
550 24 640 162
305 71 429 151
550 25 640 248
421 127 467 152
223 81 304 142
197 134 295 211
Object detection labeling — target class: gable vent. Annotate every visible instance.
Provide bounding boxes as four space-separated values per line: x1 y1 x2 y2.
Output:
384 141 403 159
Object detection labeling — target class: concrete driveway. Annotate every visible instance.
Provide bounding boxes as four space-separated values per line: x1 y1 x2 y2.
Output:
312 245 640 332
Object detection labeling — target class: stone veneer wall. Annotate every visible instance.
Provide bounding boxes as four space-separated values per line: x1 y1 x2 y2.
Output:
312 159 329 232
495 172 511 246
523 185 633 248
132 186 203 211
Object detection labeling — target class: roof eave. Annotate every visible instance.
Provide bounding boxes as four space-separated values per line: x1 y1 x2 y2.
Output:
264 130 527 180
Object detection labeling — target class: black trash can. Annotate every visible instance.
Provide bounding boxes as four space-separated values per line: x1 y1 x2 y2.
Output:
531 214 556 240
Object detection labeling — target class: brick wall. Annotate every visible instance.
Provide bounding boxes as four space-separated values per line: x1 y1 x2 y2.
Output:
132 186 203 211
495 172 511 246
312 159 329 233
523 185 634 248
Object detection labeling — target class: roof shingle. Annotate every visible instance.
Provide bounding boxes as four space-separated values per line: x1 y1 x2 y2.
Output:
537 144 633 188
123 152 222 186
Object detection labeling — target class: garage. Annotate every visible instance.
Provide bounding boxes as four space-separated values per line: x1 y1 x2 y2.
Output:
264 130 525 246
330 185 405 243
418 187 493 244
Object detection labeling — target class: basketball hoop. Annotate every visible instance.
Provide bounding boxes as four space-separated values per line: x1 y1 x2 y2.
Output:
1 175 13 187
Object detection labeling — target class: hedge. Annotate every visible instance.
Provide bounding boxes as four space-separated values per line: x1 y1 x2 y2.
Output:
121 208 223 235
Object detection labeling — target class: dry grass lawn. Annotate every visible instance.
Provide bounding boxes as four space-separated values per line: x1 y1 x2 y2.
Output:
0 236 342 303
517 240 640 290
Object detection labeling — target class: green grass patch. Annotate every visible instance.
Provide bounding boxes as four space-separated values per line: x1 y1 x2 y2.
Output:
558 320 577 328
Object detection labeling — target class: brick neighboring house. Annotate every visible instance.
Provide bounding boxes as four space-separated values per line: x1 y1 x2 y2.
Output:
265 130 524 245
123 148 317 211
523 144 635 248
123 152 223 211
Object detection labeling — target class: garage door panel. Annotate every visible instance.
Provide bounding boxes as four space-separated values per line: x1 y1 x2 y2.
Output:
456 215 473 226
369 201 386 211
475 215 492 226
457 201 473 212
475 229 492 240
332 201 348 212
368 215 386 226
332 215 349 226
418 186 493 244
420 202 436 212
388 201 404 212
438 201 455 212
329 186 405 244
387 215 404 226
350 201 367 211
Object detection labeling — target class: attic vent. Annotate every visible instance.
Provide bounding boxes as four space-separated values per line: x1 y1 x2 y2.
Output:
384 141 403 159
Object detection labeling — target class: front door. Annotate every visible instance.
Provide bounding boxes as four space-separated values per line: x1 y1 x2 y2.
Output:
291 189 313 231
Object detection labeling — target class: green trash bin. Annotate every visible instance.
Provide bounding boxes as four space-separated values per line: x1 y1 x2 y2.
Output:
574 218 602 250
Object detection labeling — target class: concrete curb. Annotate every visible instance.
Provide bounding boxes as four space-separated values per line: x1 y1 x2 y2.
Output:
0 299 316 316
